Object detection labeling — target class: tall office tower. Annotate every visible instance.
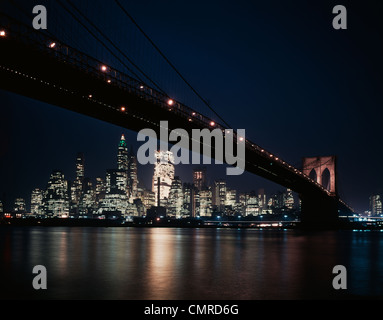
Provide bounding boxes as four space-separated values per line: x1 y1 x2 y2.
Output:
71 153 85 208
193 167 206 191
78 178 96 217
182 183 195 217
128 147 138 200
244 192 260 216
197 188 212 217
225 188 237 208
167 176 183 218
76 152 85 182
106 169 127 194
99 169 128 216
13 198 26 213
370 195 382 216
141 188 156 209
152 150 175 206
258 188 267 210
43 170 70 218
213 180 226 212
31 188 44 216
95 177 106 205
284 188 295 210
117 134 129 171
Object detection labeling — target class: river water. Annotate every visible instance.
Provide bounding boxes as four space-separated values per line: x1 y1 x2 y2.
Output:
1 227 382 300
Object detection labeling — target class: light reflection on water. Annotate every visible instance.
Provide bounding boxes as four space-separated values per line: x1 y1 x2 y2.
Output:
1 227 383 299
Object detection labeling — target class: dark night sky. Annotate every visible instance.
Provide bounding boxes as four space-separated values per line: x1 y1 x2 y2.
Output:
0 0 382 213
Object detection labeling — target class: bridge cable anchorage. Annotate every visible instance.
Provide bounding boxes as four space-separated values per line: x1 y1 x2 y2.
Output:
113 0 232 129
56 0 167 96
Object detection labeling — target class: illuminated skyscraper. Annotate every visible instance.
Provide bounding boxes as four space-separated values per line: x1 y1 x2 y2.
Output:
95 177 105 205
284 188 295 210
128 147 138 200
13 198 26 214
167 176 183 218
71 153 85 210
43 170 70 218
181 183 195 217
99 169 128 216
193 167 206 191
213 180 226 212
117 134 129 171
78 178 96 217
197 188 212 217
152 150 175 206
370 195 382 216
31 188 44 216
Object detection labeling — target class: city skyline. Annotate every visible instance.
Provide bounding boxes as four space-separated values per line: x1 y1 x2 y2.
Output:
1 133 300 218
1 127 381 216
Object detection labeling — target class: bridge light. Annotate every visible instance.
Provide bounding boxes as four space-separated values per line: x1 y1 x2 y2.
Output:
120 106 126 112
239 136 244 142
167 99 174 106
49 42 56 48
192 112 196 116
139 85 144 90
107 79 112 84
209 121 215 127
188 118 192 122
101 65 108 72
0 30 6 37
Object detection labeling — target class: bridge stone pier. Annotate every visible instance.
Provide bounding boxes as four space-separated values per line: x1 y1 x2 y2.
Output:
300 156 339 229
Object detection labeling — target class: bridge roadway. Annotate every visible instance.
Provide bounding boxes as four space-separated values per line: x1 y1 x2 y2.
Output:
0 15 353 228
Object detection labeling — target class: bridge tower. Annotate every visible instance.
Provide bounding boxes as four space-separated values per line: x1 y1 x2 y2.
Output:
302 156 337 195
300 156 339 229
